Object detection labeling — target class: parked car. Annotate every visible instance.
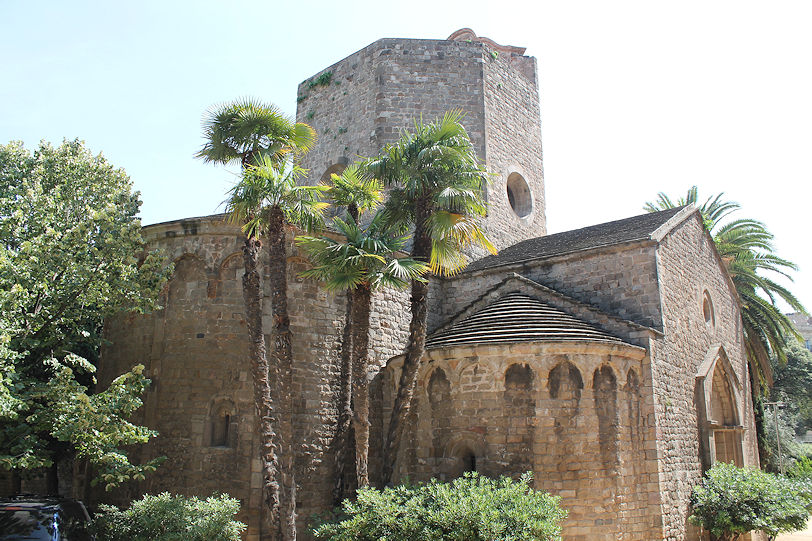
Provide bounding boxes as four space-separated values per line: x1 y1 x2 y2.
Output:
0 496 93 540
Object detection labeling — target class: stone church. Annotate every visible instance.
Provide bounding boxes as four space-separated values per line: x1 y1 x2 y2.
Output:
96 30 759 540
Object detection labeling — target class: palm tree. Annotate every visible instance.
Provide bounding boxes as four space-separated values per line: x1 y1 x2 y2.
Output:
307 164 383 503
298 211 428 492
365 110 496 485
196 97 316 168
645 187 806 468
232 158 326 541
198 98 318 541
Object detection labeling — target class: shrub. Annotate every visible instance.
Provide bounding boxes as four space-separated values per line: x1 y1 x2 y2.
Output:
788 456 812 480
689 462 811 541
89 492 246 541
312 472 566 541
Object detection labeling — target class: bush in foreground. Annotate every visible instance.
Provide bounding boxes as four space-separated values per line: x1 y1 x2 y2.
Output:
90 492 245 541
313 472 566 541
690 462 811 541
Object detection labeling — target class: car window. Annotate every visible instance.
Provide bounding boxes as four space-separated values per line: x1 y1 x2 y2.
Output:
0 508 56 540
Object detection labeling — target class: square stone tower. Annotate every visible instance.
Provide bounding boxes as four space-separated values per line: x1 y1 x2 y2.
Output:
295 29 546 251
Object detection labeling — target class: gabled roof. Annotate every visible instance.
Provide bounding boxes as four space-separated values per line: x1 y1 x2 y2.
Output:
466 206 688 273
426 292 626 349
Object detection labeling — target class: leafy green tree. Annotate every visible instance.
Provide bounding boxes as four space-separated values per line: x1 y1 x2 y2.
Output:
312 472 566 541
298 201 428 491
365 110 495 485
0 139 170 494
198 98 319 541
689 462 811 541
760 341 812 472
90 492 246 541
771 341 812 433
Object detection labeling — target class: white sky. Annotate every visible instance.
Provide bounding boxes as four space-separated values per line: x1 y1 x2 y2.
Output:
2 0 810 311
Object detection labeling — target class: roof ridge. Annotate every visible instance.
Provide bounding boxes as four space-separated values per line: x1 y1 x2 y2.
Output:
465 206 688 273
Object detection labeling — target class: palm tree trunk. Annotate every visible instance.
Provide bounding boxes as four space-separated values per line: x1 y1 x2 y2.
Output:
242 237 282 541
351 283 373 489
267 208 297 541
382 202 431 485
332 289 354 505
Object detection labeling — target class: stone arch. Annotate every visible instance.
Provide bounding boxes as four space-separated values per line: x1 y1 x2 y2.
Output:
548 360 584 443
218 252 243 278
320 162 348 184
417 357 456 391
505 363 533 390
623 368 645 497
709 361 742 465
710 363 739 426
593 365 619 468
702 290 715 329
445 435 487 479
207 398 237 448
504 363 535 474
208 251 243 299
695 344 744 468
625 369 642 443
428 368 452 461
168 254 208 306
548 360 583 400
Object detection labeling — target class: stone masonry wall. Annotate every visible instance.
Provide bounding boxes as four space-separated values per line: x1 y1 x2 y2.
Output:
378 341 665 540
95 215 411 540
482 47 547 250
651 214 759 541
296 36 546 257
433 241 663 333
296 38 486 188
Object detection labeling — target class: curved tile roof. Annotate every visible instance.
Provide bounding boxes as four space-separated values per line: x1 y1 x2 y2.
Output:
426 293 626 349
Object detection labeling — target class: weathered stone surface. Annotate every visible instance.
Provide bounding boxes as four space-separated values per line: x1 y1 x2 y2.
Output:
295 36 546 254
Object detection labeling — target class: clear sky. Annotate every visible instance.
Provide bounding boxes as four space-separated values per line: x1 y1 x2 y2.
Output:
2 0 810 311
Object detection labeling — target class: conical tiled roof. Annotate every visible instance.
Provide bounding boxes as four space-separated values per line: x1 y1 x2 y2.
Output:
426 293 624 349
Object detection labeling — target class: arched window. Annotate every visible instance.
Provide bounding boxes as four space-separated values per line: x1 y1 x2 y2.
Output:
212 413 230 447
696 345 743 469
209 399 237 448
460 448 477 474
702 290 715 329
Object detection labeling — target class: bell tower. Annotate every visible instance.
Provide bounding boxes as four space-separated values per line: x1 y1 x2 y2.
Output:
296 28 546 251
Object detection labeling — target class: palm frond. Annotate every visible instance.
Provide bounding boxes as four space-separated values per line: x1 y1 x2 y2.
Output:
196 97 313 168
643 185 807 382
328 164 384 216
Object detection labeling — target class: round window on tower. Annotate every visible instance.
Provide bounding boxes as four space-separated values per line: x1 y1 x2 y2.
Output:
506 172 532 218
